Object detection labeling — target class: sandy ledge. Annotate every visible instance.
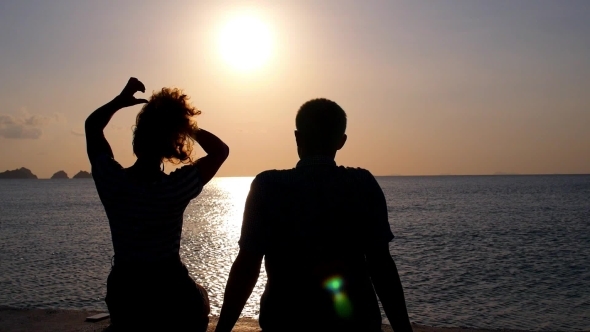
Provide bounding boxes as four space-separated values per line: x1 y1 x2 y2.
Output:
0 307 580 332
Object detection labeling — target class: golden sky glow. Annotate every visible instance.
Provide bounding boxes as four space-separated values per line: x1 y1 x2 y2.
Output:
0 1 589 178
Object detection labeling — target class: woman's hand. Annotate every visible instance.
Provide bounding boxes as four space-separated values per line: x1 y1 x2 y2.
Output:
85 77 148 159
115 77 148 107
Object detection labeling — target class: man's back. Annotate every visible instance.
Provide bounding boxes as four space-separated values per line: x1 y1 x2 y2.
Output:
215 99 412 332
239 157 394 331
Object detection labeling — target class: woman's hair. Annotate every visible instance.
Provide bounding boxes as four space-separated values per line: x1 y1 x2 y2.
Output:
132 88 201 164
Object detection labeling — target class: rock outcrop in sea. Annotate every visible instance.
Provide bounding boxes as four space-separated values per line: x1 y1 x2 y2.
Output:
72 171 92 179
51 171 69 179
0 167 38 179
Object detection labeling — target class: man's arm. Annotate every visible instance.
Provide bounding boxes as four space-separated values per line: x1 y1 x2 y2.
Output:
85 77 147 159
366 244 413 332
216 175 268 332
214 249 263 332
362 169 413 332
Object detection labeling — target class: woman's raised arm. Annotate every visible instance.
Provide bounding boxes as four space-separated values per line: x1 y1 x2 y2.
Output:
85 77 147 159
192 128 230 185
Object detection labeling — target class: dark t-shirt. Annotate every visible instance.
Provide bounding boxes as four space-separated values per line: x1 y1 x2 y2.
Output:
90 154 203 262
238 157 394 332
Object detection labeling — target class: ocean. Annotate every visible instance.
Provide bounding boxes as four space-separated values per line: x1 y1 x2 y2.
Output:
0 175 589 331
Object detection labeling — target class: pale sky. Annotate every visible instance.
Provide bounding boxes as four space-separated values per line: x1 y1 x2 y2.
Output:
1 0 589 178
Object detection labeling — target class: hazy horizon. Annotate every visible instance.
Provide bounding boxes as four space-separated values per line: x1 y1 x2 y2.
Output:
1 1 589 178
2 167 590 179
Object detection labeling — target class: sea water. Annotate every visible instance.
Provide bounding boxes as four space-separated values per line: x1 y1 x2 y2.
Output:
0 175 589 330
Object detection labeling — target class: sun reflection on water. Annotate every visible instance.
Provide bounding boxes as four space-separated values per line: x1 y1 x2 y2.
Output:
183 177 254 241
213 177 254 234
181 177 264 317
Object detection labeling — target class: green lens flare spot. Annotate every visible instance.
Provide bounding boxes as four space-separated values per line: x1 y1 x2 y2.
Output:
324 276 343 292
334 292 353 318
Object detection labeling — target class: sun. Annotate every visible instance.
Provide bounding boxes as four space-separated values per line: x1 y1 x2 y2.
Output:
218 14 273 72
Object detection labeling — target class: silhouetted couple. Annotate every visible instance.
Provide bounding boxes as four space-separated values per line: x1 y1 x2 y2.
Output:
85 78 413 332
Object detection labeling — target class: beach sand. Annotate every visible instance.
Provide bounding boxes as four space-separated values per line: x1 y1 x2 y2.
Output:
0 307 575 332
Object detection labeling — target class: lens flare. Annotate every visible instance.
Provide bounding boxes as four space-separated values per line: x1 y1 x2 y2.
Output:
326 278 342 292
334 292 353 318
324 276 353 318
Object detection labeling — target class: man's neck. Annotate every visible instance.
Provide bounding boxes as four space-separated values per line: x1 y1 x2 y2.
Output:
298 151 337 160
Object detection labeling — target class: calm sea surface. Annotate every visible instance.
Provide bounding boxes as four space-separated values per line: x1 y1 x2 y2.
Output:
0 176 589 331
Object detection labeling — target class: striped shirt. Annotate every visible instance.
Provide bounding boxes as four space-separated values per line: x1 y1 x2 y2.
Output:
238 156 394 332
90 154 203 262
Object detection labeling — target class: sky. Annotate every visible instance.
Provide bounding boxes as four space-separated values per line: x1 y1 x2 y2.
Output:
0 0 589 178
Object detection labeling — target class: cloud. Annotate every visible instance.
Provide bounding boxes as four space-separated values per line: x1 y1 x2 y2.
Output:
53 113 67 124
70 129 85 137
0 111 64 139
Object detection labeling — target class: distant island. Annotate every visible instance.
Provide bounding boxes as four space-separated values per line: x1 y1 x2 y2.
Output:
0 167 38 179
51 171 69 179
0 169 92 179
72 171 92 179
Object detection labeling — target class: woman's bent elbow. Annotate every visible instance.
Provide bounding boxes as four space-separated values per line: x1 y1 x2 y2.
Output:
220 144 230 160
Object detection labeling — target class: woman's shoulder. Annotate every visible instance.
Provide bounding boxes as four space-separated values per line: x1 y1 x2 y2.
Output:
90 154 125 182
167 163 199 180
164 163 203 199
88 155 130 201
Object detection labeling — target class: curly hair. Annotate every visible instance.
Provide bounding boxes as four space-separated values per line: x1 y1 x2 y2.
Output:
132 88 201 164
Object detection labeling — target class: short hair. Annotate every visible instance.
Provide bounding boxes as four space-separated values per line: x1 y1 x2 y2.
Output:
295 98 347 148
132 88 201 164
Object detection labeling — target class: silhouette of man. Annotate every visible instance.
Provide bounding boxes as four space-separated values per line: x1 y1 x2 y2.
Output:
215 99 413 332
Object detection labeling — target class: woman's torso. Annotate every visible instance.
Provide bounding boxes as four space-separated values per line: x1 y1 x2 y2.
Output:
90 154 203 262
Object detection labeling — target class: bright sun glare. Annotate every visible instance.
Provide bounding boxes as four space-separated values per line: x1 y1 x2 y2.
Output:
218 14 273 72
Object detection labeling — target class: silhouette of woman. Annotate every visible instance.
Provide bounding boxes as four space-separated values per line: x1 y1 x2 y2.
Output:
85 77 229 331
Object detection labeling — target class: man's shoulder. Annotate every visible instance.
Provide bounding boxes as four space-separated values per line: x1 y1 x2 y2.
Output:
254 169 290 180
248 169 292 189
252 166 376 185
337 165 375 178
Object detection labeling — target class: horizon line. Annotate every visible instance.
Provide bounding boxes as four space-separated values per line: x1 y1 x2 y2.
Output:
18 172 590 180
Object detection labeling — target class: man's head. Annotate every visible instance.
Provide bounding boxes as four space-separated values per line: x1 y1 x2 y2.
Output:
295 98 347 158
